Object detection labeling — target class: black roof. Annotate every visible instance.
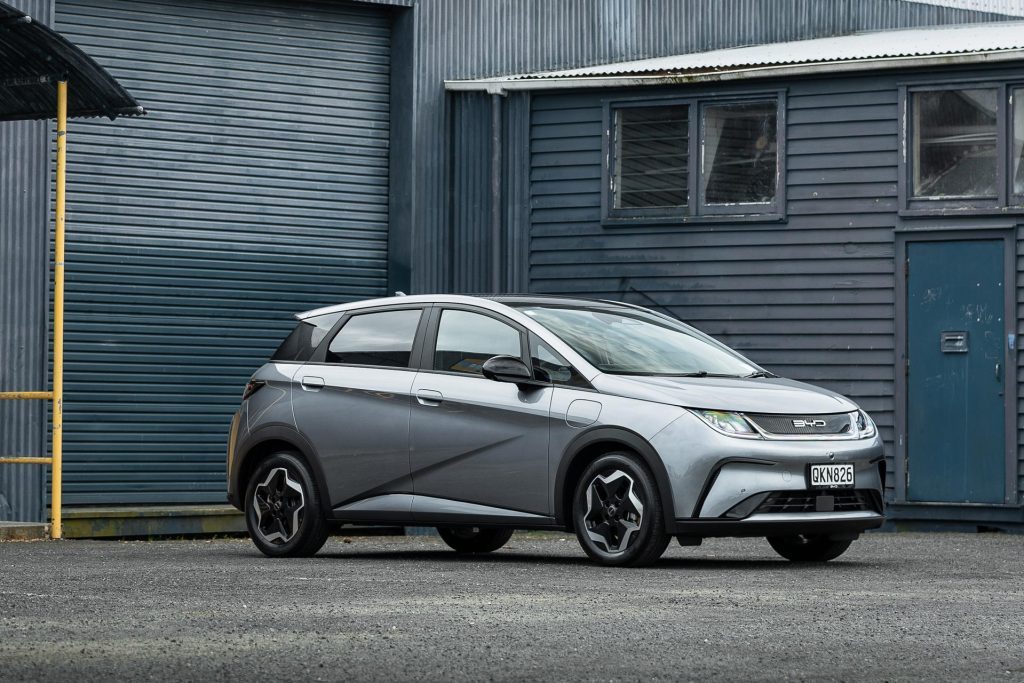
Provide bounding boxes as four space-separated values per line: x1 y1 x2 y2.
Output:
0 0 143 121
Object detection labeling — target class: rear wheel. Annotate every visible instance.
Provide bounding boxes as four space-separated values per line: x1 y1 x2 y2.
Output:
437 526 514 554
244 451 329 557
572 452 670 567
767 534 854 562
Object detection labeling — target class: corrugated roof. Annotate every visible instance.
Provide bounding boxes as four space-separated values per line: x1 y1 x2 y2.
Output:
447 21 1024 91
0 0 143 121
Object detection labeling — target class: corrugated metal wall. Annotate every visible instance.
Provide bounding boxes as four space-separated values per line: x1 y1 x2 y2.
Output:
0 0 52 522
522 63 1024 507
403 0 1012 295
41 0 392 504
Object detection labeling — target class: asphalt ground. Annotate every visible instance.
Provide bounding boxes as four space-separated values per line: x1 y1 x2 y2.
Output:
1 531 1022 682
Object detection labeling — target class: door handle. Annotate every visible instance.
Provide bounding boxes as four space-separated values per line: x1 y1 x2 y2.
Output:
416 389 443 406
995 362 1002 382
300 376 325 391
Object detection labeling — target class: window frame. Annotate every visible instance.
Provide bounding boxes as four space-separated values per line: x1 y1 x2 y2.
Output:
309 304 430 370
602 90 786 226
899 80 1024 216
419 305 531 379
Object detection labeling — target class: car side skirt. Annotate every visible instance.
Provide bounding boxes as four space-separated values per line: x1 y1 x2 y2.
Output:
330 494 558 528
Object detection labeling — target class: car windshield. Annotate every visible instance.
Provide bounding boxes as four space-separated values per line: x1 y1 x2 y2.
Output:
518 305 758 377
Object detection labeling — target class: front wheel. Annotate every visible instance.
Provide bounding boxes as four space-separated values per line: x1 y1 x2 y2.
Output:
244 451 329 557
572 452 670 567
437 526 514 554
767 534 854 562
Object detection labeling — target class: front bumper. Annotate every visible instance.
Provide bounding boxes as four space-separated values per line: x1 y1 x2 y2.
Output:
651 410 885 535
671 510 884 537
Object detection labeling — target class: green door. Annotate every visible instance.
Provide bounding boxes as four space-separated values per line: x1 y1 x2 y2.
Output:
906 239 1005 503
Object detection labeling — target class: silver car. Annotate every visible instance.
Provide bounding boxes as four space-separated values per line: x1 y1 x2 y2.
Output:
227 295 884 567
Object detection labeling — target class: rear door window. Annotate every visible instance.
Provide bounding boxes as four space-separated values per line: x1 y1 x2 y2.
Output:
271 312 342 362
326 309 423 368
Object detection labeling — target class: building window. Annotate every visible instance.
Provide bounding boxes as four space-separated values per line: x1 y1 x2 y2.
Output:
1013 87 1024 198
606 94 782 224
912 88 997 199
702 100 778 206
613 105 689 210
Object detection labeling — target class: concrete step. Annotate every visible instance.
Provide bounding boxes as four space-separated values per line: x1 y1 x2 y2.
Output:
60 505 407 539
0 522 49 541
62 505 245 538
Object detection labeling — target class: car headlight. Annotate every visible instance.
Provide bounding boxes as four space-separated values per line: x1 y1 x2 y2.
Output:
690 409 760 438
854 410 877 439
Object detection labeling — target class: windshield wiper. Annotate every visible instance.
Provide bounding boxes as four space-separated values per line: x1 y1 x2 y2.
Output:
745 370 777 378
663 371 748 378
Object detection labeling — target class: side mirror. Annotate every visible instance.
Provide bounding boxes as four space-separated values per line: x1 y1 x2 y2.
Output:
481 355 545 388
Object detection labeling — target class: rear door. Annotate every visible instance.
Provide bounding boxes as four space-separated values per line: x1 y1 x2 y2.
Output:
292 307 427 509
409 307 553 516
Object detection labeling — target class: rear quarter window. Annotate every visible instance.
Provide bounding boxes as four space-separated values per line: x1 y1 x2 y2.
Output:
271 312 342 362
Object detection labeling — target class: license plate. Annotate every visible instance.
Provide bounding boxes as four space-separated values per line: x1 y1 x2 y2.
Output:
809 463 854 489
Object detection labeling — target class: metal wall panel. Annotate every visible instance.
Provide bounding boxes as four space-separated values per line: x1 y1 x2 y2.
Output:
403 0 1011 296
46 0 392 504
0 0 52 522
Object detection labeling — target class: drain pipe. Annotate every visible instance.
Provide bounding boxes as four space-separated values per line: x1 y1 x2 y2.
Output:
490 92 503 293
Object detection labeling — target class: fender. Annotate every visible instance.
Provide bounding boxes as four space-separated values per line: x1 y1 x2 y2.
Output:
230 423 331 513
553 426 677 529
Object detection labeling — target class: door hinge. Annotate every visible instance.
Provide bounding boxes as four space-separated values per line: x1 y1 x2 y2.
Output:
904 358 910 376
903 258 909 277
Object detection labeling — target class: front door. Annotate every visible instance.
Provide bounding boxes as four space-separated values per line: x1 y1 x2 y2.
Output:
906 238 1006 503
410 308 552 516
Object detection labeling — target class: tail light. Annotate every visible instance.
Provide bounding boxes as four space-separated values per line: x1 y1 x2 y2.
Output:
242 379 266 400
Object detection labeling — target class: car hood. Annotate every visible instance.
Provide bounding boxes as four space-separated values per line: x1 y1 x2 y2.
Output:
592 374 858 415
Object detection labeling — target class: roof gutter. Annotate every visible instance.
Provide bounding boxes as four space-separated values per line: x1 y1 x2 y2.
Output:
445 48 1024 94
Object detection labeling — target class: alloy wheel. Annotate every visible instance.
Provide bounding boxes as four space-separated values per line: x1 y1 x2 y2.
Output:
252 467 305 545
583 469 645 554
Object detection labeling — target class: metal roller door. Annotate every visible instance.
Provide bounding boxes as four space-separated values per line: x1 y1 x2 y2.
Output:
53 0 392 504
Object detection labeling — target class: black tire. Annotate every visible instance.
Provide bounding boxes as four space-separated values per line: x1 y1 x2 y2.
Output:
767 534 854 562
572 452 671 567
244 451 330 558
437 526 514 554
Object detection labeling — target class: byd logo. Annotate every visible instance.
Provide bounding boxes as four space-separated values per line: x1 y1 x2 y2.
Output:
792 419 827 428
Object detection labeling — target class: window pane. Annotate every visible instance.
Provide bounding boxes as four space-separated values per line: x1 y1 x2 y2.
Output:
702 100 777 205
530 336 588 387
271 312 342 362
434 310 521 375
326 309 421 367
614 105 688 209
1013 88 1024 197
520 305 757 377
913 89 997 198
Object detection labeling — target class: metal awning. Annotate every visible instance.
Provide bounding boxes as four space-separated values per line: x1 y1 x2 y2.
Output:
0 0 144 120
447 21 1024 92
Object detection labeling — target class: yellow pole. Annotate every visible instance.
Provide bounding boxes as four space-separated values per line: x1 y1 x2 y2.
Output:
52 80 67 540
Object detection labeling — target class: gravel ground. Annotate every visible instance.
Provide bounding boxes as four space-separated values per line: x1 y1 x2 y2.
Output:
1 531 1022 682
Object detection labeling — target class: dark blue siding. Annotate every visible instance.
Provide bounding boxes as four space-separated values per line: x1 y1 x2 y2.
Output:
405 0 1013 296
526 64 1024 506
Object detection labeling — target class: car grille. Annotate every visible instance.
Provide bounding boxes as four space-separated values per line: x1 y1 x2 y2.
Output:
755 490 882 515
745 412 852 436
